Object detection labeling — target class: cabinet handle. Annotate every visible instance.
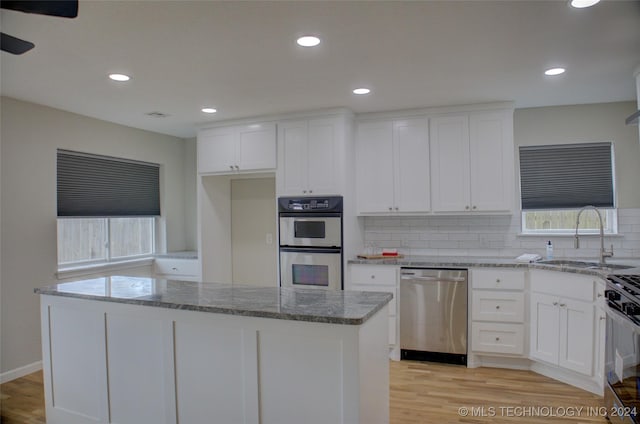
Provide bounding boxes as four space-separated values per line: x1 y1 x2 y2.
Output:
465 205 470 210
496 279 501 283
553 302 559 306
235 165 240 170
472 205 477 210
172 267 178 271
597 293 603 298
559 303 566 307
371 275 375 279
389 207 393 211
495 305 500 310
303 190 307 194
229 165 234 170
395 207 399 211
495 337 501 342
600 315 606 321
309 190 313 193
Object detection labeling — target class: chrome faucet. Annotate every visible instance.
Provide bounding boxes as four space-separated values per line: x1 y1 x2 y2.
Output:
574 205 613 265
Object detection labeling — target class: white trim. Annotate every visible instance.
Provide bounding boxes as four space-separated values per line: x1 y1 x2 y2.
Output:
0 360 42 384
56 257 154 280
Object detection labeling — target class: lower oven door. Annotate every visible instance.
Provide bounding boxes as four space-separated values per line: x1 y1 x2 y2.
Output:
279 247 342 290
605 304 640 423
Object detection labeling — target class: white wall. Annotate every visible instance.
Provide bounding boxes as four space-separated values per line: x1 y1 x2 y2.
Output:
183 138 198 251
363 101 640 259
0 97 190 375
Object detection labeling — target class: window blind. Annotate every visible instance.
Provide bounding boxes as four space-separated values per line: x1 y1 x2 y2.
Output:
57 150 160 217
519 142 614 210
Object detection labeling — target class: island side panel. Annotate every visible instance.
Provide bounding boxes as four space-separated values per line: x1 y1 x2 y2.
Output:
358 303 390 424
40 295 110 424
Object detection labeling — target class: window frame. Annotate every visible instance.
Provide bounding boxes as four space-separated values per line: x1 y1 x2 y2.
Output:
57 216 156 271
520 208 618 236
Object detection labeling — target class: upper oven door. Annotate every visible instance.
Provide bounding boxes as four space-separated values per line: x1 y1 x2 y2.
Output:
279 216 341 247
605 303 640 423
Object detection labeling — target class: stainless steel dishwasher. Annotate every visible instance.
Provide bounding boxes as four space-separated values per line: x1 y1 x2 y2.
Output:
400 267 468 365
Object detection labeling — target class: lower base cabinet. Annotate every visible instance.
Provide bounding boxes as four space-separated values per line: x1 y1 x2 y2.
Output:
40 295 389 424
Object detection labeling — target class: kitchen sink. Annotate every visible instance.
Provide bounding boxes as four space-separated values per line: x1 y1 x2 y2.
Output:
537 259 635 270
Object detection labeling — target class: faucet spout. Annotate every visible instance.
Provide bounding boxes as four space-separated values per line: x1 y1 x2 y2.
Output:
574 205 613 265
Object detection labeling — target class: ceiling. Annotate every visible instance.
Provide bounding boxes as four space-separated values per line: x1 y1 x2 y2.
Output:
1 0 639 138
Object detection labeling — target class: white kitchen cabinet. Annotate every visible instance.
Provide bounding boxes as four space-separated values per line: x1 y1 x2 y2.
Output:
154 257 200 282
430 110 514 213
277 116 347 196
530 270 598 376
348 264 399 350
470 268 526 356
197 122 276 174
356 117 430 214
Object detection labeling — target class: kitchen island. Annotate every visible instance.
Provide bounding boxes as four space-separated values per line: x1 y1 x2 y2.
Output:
35 277 392 424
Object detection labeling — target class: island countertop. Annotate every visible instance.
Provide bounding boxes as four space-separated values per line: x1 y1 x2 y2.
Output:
34 276 392 325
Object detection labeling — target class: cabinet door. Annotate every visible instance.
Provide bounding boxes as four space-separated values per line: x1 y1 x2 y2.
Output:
197 126 237 173
530 292 560 364
307 117 339 195
277 120 309 195
430 115 471 212
393 118 430 213
559 299 595 375
356 121 395 213
469 111 514 212
237 122 277 171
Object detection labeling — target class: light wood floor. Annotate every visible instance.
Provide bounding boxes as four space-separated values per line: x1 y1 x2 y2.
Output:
1 361 606 423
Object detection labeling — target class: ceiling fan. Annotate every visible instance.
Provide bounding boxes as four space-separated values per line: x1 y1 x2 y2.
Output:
1 0 78 55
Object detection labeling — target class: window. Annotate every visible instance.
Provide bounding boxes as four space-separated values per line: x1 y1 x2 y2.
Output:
57 217 155 268
56 150 160 269
519 142 617 234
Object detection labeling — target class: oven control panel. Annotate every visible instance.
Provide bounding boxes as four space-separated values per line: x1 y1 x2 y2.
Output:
278 196 343 213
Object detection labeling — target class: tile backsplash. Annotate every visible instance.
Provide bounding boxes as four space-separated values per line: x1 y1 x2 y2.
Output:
363 208 640 259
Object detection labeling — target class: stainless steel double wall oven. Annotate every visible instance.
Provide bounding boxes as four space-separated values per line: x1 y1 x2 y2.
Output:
278 196 343 290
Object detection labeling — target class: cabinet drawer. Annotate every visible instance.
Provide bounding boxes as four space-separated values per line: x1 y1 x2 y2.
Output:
471 269 525 290
154 258 199 277
350 265 397 286
530 270 596 302
472 291 525 322
471 322 525 355
349 285 396 316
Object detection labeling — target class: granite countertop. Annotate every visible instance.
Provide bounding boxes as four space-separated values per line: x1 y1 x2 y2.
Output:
155 251 198 260
34 276 392 325
348 255 640 277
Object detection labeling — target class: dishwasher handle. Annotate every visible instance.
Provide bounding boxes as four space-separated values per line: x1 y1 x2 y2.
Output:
400 275 466 283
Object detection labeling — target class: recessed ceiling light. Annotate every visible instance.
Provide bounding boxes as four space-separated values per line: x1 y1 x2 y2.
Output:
544 67 566 76
201 108 217 114
353 88 371 95
109 73 130 82
570 0 600 8
296 36 321 47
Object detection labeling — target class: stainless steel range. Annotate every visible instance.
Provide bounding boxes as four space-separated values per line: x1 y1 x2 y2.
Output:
605 271 640 423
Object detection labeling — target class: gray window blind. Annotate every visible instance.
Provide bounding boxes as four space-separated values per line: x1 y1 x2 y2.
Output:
57 150 160 217
519 142 614 210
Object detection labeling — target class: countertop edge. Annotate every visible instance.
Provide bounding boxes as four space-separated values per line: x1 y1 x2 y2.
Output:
34 287 393 326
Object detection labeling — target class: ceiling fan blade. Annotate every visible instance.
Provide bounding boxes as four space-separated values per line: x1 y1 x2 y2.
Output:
1 32 35 55
1 1 78 18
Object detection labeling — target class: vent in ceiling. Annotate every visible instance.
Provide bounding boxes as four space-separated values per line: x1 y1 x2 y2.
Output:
146 111 170 118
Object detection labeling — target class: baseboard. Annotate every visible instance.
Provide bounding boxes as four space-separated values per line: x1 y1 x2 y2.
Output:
0 361 42 384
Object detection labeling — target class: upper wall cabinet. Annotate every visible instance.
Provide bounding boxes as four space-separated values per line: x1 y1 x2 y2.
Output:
430 110 515 214
356 117 430 214
277 115 348 196
197 122 276 175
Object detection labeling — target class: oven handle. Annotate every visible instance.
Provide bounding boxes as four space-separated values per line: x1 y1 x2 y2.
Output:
279 212 342 218
279 247 342 254
606 303 640 331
